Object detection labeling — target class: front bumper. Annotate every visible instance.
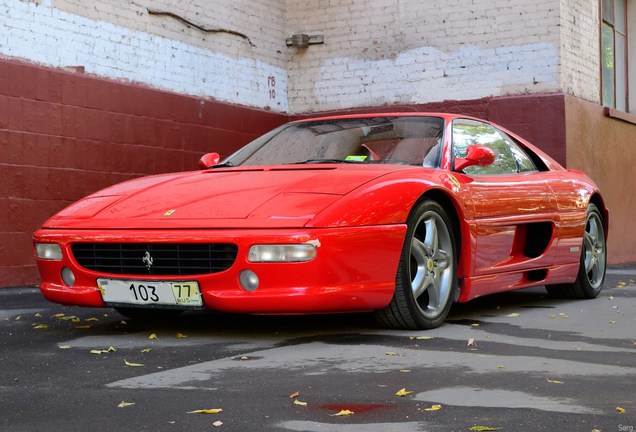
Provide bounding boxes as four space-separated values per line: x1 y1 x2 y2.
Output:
34 225 406 314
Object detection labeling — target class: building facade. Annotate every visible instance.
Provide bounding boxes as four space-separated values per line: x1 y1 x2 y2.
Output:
1 0 634 286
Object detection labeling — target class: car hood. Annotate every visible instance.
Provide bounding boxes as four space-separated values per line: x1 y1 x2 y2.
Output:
43 165 404 229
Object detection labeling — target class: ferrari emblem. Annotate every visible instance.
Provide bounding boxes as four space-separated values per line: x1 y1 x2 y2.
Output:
163 209 176 217
142 251 154 270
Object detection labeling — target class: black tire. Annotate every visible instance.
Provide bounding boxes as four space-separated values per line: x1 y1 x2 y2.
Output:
546 203 606 299
114 307 184 321
375 199 458 329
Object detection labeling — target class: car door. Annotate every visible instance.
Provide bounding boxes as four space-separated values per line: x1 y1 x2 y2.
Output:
451 118 559 276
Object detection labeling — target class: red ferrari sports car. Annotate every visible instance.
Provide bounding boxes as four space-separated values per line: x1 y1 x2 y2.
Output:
33 113 608 329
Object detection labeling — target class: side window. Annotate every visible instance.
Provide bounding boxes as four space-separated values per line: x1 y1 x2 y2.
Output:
452 119 537 175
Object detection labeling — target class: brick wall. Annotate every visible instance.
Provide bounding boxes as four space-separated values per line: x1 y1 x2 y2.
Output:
1 0 289 111
0 58 287 287
286 0 564 112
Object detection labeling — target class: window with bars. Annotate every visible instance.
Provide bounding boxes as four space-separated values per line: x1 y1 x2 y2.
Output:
601 0 629 111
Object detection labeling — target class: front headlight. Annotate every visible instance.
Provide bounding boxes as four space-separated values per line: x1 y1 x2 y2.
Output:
248 244 316 263
35 243 63 260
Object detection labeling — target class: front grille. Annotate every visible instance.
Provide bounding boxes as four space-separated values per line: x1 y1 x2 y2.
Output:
71 243 238 276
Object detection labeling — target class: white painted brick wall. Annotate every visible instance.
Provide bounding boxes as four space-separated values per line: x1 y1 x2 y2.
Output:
1 0 604 114
1 0 289 111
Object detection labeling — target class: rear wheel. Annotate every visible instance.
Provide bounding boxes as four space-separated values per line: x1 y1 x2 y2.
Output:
375 200 458 329
546 203 606 299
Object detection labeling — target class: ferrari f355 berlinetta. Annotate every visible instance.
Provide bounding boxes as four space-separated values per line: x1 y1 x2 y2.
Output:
34 113 608 329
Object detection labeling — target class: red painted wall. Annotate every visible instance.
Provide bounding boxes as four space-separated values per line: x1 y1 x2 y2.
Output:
0 58 288 287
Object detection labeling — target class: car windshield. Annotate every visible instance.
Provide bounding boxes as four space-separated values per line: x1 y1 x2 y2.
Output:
224 116 445 167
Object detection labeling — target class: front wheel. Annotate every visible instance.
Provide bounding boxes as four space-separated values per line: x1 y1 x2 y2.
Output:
375 200 458 329
546 203 606 299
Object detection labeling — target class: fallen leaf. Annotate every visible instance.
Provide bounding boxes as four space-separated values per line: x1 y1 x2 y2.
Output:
176 332 188 339
15 316 21 321
187 408 223 414
471 323 480 327
385 352 398 356
33 324 49 329
149 333 157 340
400 369 412 373
469 427 500 431
35 313 42 318
240 356 249 360
507 313 520 318
58 345 71 349
293 399 307 406
424 404 442 411
608 296 615 300
547 378 564 384
609 320 616 324
616 406 626 414
467 338 477 347
548 314 557 318
415 336 435 340
289 391 300 399
497 365 505 369
124 360 144 367
395 388 413 397
559 313 570 319
120 320 127 325
85 317 99 322
141 348 151 353
75 325 91 329
331 409 354 416
118 401 135 408
213 420 223 427
52 313 65 318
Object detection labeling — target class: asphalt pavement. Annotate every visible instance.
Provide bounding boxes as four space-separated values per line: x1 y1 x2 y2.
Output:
1 265 635 432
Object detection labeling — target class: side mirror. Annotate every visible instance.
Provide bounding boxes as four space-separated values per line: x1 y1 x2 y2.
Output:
454 145 495 171
198 152 221 169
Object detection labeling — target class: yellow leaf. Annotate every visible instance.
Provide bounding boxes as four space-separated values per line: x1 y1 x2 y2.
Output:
58 345 71 349
149 333 157 340
559 313 570 319
471 323 480 327
608 296 615 300
424 404 442 411
547 379 564 384
53 313 65 318
331 409 354 416
498 365 505 369
548 314 557 318
616 406 626 414
33 324 48 329
187 408 223 414
35 313 42 318
385 352 398 356
395 388 413 397
507 313 520 318
118 401 135 408
141 348 151 353
176 332 188 339
124 360 144 367
400 369 412 373
289 391 300 399
293 399 307 406
120 320 128 325
107 346 117 352
90 349 106 355
85 317 99 322
469 427 500 431
416 336 435 340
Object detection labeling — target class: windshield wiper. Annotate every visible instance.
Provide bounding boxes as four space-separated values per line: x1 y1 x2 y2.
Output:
295 158 364 164
210 161 234 169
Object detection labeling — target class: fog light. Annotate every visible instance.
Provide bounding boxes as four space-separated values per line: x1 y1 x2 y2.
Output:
35 243 63 260
239 270 259 292
61 267 75 287
248 244 316 262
